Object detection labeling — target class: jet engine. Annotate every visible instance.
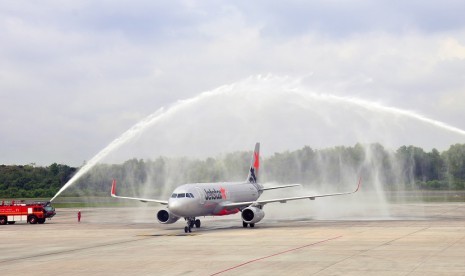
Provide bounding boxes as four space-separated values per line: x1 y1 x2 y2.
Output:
156 209 180 224
241 206 265 224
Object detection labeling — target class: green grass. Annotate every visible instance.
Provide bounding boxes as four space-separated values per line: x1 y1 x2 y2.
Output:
1 197 154 208
51 202 126 208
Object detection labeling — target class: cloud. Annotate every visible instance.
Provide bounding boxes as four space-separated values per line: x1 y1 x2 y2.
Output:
1 1 465 165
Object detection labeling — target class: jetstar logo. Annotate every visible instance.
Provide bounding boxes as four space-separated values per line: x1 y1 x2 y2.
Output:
220 187 227 199
204 188 226 201
249 167 257 183
248 151 259 183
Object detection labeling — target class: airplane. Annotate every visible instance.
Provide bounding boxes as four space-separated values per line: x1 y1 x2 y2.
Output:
111 142 361 233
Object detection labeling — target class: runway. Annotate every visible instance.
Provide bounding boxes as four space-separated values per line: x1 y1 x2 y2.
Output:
1 203 465 275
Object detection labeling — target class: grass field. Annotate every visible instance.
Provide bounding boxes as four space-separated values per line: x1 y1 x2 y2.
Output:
1 196 148 208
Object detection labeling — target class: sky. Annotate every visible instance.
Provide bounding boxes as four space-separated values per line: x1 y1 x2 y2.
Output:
1 0 465 166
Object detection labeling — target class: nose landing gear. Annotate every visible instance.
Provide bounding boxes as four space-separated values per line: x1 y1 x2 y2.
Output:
184 217 201 233
242 221 255 228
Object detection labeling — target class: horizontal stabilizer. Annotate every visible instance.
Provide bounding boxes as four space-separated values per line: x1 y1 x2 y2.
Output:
260 184 301 191
110 179 168 205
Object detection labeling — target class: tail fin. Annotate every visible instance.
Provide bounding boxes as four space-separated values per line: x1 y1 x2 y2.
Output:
111 179 117 197
247 142 260 183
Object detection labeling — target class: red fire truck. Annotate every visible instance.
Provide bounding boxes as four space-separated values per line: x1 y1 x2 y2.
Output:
0 200 56 225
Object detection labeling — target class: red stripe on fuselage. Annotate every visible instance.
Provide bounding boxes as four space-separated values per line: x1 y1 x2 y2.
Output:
214 208 240 216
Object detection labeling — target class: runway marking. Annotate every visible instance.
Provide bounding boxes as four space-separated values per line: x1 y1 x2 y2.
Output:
406 231 465 275
313 227 431 275
209 235 342 276
0 238 148 264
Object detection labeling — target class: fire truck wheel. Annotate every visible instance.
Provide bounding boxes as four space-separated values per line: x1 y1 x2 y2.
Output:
0 216 6 225
7 221 16 225
28 215 38 224
38 218 45 224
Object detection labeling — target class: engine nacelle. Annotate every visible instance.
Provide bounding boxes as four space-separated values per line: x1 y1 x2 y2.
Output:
241 206 265 224
156 209 180 224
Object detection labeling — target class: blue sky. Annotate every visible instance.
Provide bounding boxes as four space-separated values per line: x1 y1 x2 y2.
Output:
1 1 465 165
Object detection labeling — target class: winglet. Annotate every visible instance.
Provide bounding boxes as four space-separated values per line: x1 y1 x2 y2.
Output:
111 179 117 197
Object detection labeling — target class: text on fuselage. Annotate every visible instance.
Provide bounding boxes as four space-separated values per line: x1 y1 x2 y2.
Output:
204 188 226 200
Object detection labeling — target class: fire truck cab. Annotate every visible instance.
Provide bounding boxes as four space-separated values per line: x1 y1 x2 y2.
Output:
0 200 56 225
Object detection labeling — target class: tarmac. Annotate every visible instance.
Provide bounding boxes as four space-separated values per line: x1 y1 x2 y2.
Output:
1 203 465 275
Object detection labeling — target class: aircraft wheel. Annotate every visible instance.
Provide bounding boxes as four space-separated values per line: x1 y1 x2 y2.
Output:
195 219 201 228
188 226 192 233
250 223 255 228
184 226 189 233
242 221 248 228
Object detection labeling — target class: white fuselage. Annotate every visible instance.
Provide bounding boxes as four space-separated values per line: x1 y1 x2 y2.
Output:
168 181 262 217
110 142 361 232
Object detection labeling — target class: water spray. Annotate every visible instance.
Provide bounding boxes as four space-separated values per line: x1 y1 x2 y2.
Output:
50 82 231 201
50 75 465 202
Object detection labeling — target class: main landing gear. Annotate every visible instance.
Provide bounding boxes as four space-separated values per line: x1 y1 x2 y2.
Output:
184 217 201 233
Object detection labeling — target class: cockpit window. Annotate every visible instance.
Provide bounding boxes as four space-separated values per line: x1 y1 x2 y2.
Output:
186 193 191 198
189 193 194 198
178 193 186 198
171 193 177 198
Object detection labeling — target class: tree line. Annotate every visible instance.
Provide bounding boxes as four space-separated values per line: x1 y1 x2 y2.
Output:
0 163 76 198
1 143 465 198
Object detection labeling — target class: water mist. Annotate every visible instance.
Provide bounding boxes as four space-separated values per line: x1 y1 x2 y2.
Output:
51 75 465 221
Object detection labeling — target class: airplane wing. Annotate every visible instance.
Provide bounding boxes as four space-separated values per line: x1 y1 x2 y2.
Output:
222 177 361 209
110 179 168 205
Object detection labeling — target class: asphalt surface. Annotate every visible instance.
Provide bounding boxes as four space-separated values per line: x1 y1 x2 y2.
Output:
1 203 465 275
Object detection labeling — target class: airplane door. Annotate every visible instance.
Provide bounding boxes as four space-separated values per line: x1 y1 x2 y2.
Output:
196 187 205 204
